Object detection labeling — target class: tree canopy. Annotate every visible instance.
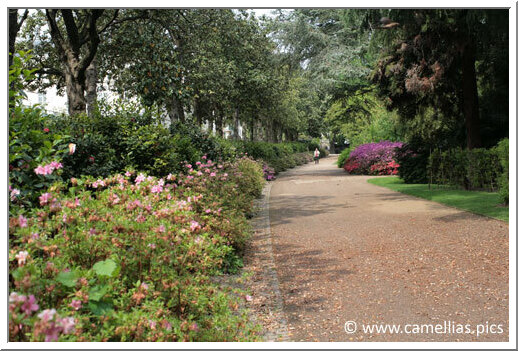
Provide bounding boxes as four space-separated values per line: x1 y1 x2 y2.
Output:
11 8 508 148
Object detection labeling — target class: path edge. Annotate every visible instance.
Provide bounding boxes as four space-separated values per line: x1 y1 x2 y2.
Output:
248 181 291 341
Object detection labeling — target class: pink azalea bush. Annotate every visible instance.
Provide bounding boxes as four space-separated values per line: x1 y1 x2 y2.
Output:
343 141 403 175
9 156 263 341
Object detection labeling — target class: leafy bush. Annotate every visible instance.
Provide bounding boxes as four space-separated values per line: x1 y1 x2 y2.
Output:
427 147 501 191
343 141 403 175
395 143 429 183
9 156 263 342
495 138 509 205
337 147 352 168
233 157 266 199
9 52 70 213
230 141 318 174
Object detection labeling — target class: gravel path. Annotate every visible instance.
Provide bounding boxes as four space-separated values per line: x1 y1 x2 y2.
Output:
268 155 509 342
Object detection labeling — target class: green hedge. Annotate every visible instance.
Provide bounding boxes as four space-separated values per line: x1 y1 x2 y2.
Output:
427 145 503 192
230 140 324 174
495 138 509 204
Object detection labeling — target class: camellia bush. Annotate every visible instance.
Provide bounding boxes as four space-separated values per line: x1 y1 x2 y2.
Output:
9 156 263 342
343 141 403 175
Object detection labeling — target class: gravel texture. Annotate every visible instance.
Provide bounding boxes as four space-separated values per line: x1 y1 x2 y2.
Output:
265 155 509 342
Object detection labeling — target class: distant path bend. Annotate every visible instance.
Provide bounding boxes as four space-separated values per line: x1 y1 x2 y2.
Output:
269 155 509 341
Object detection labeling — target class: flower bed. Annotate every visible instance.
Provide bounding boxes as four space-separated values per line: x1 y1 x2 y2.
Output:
343 141 403 175
9 156 263 341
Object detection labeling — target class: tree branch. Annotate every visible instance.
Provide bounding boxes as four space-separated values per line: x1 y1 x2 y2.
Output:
61 9 81 54
78 10 104 77
97 9 119 35
34 67 65 77
17 9 29 31
45 10 66 57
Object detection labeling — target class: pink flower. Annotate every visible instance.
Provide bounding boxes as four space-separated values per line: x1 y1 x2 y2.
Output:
31 232 39 240
196 161 202 166
39 192 52 206
135 173 146 185
245 295 253 302
125 171 132 177
89 156 95 163
88 228 97 236
205 209 211 214
163 320 172 331
43 128 50 133
59 317 75 334
10 188 20 201
141 282 149 290
209 172 216 177
136 214 146 223
189 322 199 332
34 165 47 175
185 164 192 169
69 300 82 310
21 295 39 315
151 185 163 194
190 221 201 232
147 243 156 249
15 251 28 266
148 319 156 330
202 155 207 160
44 325 61 342
9 292 25 303
51 161 62 169
158 225 166 233
38 309 56 323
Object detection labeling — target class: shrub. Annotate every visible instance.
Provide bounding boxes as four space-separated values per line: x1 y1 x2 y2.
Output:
9 156 263 342
233 157 266 200
9 52 70 213
337 147 352 168
495 138 509 205
230 141 318 175
343 141 403 175
395 143 429 183
427 147 501 191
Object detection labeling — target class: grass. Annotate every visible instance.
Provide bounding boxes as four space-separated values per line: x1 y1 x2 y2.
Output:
368 176 508 222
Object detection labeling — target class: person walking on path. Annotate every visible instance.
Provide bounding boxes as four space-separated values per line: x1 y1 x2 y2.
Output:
313 148 320 164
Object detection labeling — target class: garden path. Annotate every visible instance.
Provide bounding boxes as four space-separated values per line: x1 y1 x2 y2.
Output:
267 154 509 341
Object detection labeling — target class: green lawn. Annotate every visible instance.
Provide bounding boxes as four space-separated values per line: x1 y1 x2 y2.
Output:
368 177 508 222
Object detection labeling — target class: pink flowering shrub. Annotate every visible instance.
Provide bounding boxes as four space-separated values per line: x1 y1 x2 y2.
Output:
343 141 403 175
8 157 263 341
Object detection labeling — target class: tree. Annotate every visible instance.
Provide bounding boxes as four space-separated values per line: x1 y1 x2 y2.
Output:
371 9 508 149
9 9 29 67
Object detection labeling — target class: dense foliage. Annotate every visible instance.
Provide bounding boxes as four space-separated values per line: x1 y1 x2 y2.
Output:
427 147 502 192
9 156 265 341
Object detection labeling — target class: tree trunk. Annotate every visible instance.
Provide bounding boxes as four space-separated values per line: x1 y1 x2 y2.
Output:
233 107 240 140
86 58 98 117
167 94 185 123
250 119 254 141
193 97 202 126
461 40 482 149
9 10 18 68
215 112 223 138
9 10 28 68
65 64 87 116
